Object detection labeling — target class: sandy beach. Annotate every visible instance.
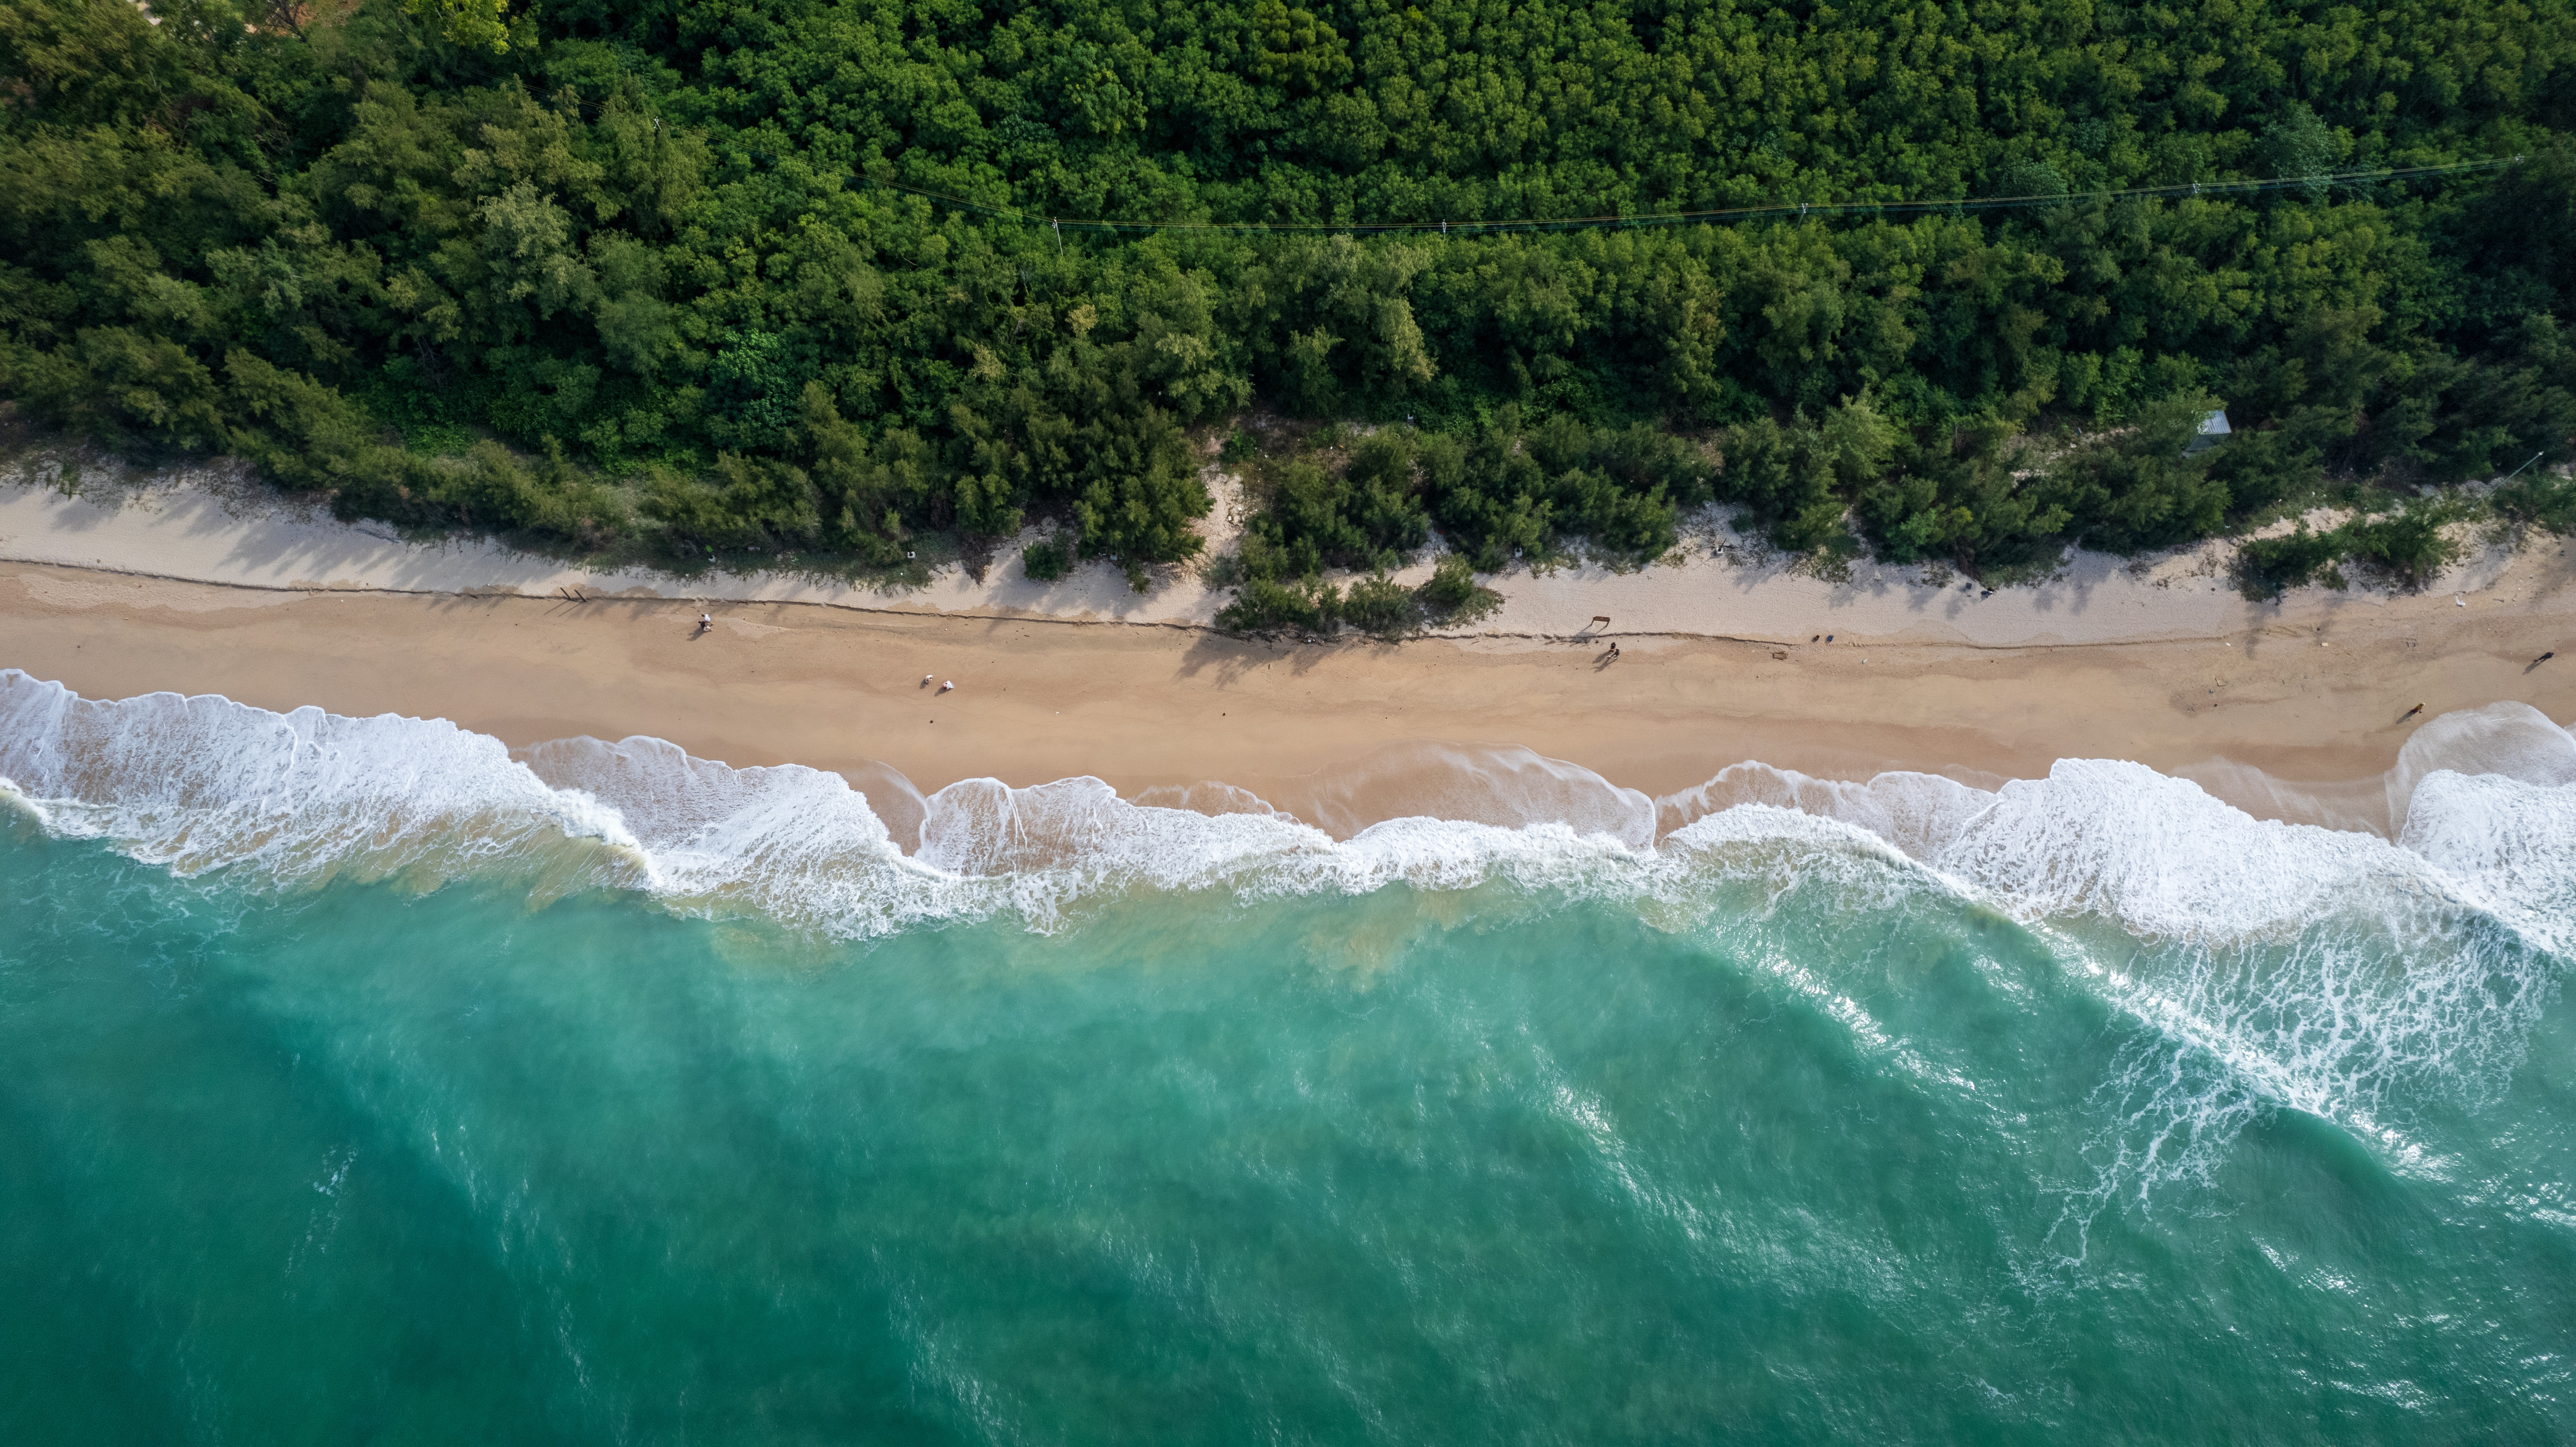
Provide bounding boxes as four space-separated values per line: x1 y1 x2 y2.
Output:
5 525 2570 842
4 452 2573 843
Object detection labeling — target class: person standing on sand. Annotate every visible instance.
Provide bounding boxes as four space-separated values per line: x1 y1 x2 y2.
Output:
697 612 712 634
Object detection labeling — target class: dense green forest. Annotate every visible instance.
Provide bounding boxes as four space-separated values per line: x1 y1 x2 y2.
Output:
3 0 2574 619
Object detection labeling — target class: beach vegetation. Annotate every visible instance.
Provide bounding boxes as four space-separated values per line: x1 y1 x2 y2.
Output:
1211 553 1496 637
2236 524 2351 600
2341 496 2470 589
1021 538 1072 583
1215 576 1342 635
2492 472 2576 536
2233 493 2472 598
1417 556 1502 627
1336 572 1419 638
1 0 2572 604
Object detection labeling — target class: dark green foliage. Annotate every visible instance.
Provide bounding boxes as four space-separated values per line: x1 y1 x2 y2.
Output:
2235 495 2469 598
2343 497 2467 588
1213 553 1498 635
1729 400 1898 553
1022 538 1072 581
1428 412 1711 569
1857 418 2058 572
1216 576 1341 634
1 0 2572 597
2262 105 2338 201
2046 395 2233 554
2237 525 2349 599
1238 413 1714 581
1241 430 1429 576
451 441 624 544
1338 572 1418 637
643 453 819 553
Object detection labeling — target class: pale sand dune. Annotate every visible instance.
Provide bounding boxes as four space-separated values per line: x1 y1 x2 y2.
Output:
3 462 2559 649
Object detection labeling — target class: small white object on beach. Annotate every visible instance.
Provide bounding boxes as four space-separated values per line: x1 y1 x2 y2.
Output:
2456 596 2467 607
940 680 955 692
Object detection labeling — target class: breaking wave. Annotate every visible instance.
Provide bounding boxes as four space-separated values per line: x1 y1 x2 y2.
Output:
5 669 2572 1220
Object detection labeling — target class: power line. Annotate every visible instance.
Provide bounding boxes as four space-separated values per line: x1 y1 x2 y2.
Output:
847 158 2517 237
532 83 2518 235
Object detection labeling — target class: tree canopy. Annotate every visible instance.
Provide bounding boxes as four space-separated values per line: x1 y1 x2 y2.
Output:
3 0 2571 592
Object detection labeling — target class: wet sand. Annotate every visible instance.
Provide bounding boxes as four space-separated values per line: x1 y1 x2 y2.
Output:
6 560 2571 839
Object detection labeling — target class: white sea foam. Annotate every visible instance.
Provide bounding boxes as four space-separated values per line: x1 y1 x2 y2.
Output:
0 670 635 883
0 673 1667 936
1931 758 2436 938
2399 768 2576 956
7 669 2573 1205
2387 700 2576 835
7 670 2571 951
1659 761 1998 861
518 734 986 937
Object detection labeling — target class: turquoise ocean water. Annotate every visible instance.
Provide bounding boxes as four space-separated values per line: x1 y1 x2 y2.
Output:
5 670 2576 1444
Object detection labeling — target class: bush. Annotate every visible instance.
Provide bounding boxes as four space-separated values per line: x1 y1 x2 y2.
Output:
2048 393 2230 553
2342 497 2464 589
432 440 624 546
1417 554 1502 625
1216 576 1340 633
2237 525 2346 599
1022 538 1072 581
2493 470 2576 534
1719 401 1891 553
2237 494 2466 598
1244 436 1430 577
1339 572 1419 636
641 452 820 553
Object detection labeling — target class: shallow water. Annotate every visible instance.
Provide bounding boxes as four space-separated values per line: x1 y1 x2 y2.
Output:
4 673 2575 1444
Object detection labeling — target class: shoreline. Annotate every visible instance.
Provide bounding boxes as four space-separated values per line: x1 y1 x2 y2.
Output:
6 552 2570 845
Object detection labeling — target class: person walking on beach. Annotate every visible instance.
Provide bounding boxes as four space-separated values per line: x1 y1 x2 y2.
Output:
696 612 712 635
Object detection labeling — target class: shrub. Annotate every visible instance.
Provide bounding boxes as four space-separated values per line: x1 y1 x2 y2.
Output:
2492 470 2576 534
1339 572 1419 636
1022 538 1071 581
2236 525 2346 599
1216 576 1340 633
1418 554 1501 625
2343 497 2464 589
